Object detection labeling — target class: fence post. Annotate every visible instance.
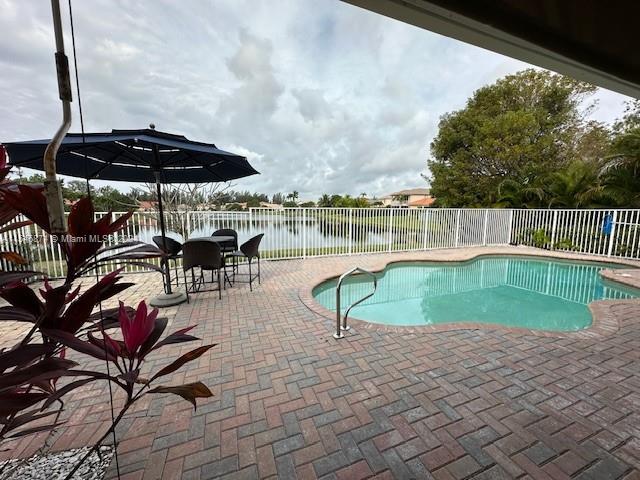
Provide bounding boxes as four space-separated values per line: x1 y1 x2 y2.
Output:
186 210 192 238
388 209 394 252
454 209 461 248
507 210 514 245
550 210 558 250
302 208 306 259
607 210 618 257
482 209 489 246
422 209 430 250
348 208 353 256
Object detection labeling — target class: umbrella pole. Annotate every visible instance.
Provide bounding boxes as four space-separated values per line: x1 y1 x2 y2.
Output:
155 178 172 294
149 169 186 308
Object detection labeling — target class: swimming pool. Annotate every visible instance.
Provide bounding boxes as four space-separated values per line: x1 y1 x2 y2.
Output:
312 256 639 331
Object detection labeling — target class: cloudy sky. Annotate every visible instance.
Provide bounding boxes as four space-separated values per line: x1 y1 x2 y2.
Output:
0 0 632 201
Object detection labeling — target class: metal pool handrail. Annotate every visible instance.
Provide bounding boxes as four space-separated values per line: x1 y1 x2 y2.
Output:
334 267 377 339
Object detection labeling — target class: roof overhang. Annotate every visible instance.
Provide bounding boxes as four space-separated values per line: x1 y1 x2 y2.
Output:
341 0 639 99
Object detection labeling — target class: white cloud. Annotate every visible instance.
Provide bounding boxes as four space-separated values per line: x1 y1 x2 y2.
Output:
0 0 632 200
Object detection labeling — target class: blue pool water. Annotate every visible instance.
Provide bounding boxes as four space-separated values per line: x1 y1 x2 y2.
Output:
312 256 639 331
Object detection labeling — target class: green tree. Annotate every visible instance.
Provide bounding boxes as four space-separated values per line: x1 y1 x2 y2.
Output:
286 191 299 205
318 194 331 207
602 101 640 207
428 69 598 207
545 160 604 208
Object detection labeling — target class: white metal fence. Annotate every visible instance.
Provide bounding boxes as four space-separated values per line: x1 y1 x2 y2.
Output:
1 208 638 278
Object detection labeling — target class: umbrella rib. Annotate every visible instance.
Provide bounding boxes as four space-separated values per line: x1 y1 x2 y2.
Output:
181 151 227 182
88 150 124 178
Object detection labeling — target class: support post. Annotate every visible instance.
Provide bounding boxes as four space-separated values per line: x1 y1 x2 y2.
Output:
348 208 353 255
607 210 618 257
454 209 461 247
388 209 394 252
550 210 559 250
482 209 489 246
302 208 307 259
422 209 430 250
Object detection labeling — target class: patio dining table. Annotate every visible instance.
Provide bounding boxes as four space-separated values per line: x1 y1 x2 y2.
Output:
184 235 236 288
185 235 235 245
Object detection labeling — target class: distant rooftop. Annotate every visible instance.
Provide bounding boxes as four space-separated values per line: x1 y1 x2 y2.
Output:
409 196 436 207
390 188 430 196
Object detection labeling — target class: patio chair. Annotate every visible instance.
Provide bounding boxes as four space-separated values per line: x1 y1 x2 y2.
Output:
226 233 264 291
153 235 183 289
212 228 239 274
182 240 226 302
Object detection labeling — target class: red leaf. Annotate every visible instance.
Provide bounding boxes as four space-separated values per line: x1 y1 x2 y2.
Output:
42 329 117 362
0 357 77 391
0 271 39 288
86 332 124 360
2 185 50 232
119 301 158 356
41 378 95 411
0 306 36 323
94 210 133 236
0 282 44 317
138 317 168 359
67 197 94 237
0 344 54 373
148 381 213 409
40 284 71 329
151 325 198 352
0 220 32 235
0 392 49 416
59 269 124 333
87 331 122 358
150 345 215 382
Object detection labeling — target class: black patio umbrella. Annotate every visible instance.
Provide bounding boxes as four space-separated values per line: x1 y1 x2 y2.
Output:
4 126 259 306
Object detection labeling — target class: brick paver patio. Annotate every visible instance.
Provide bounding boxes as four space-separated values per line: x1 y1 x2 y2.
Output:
1 246 640 479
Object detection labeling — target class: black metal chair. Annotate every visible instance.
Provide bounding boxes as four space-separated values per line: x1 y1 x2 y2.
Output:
226 234 264 291
153 235 183 290
212 228 238 274
182 240 226 302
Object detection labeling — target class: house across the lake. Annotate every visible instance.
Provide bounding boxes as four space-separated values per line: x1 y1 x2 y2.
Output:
381 188 435 208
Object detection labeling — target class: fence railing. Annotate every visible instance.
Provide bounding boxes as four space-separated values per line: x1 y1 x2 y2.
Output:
1 208 638 279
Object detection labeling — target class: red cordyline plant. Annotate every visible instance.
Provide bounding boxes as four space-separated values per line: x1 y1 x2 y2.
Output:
0 145 214 476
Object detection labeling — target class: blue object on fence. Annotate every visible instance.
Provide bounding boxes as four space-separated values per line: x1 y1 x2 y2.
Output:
602 214 613 235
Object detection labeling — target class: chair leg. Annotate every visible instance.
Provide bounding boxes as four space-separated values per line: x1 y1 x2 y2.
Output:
217 269 222 299
257 256 261 285
183 269 189 303
248 259 253 292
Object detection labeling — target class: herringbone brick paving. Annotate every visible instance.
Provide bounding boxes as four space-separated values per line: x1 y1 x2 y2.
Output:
1 247 640 479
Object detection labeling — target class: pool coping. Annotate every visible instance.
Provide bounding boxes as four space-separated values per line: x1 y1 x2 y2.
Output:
297 246 640 339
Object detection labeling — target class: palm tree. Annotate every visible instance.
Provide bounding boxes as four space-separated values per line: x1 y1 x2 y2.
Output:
318 194 331 207
494 178 546 208
602 130 640 207
546 160 604 208
286 191 299 206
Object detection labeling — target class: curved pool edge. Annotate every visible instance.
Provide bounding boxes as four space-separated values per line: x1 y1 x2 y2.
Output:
297 247 640 338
